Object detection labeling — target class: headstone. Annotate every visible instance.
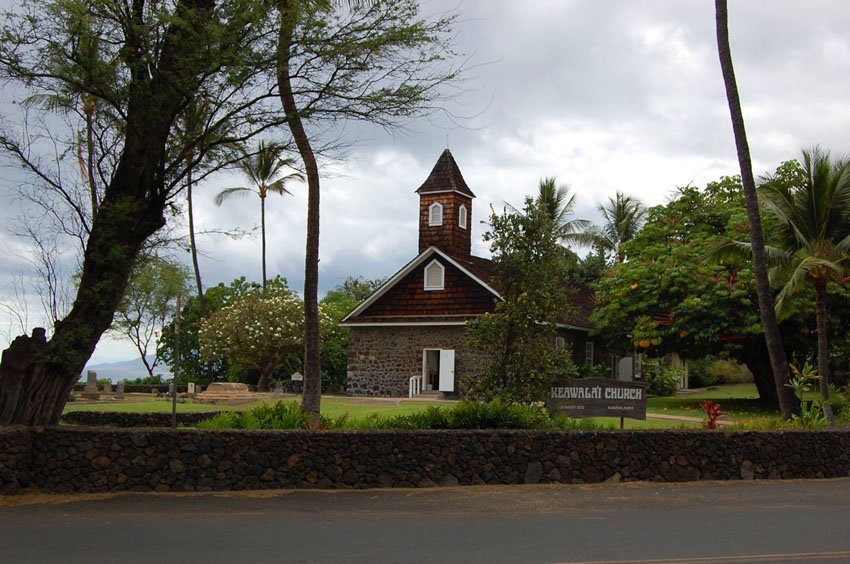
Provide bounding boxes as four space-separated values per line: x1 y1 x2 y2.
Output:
84 370 98 392
81 370 100 400
116 380 125 400
291 372 303 394
274 381 283 396
187 382 196 395
101 382 111 394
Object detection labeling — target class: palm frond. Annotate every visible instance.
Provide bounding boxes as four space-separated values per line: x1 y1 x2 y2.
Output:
214 186 252 206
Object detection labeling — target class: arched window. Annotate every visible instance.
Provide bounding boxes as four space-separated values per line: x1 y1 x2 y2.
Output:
424 259 445 291
429 202 443 226
458 204 468 229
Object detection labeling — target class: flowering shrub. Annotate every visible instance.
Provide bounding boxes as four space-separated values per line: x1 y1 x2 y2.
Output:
199 287 331 391
700 400 723 429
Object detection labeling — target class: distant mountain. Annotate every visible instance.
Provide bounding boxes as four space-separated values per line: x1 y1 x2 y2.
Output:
82 356 173 383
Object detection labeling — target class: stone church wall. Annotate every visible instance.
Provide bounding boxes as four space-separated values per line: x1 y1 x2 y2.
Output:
346 326 489 397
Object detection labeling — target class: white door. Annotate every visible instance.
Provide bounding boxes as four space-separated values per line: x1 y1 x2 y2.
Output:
617 356 633 381
438 349 455 392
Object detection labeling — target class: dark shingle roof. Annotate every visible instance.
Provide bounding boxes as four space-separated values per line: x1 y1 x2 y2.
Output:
415 149 475 197
456 254 595 330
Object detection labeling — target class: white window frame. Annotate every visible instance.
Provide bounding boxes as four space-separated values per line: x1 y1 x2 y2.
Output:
585 341 594 364
429 202 444 226
458 204 468 229
423 259 445 291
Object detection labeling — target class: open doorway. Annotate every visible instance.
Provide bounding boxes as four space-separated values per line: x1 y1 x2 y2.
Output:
422 349 455 392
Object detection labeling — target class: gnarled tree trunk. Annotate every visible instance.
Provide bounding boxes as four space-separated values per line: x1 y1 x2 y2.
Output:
0 0 215 426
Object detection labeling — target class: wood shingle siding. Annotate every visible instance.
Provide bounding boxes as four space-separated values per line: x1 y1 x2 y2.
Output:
360 258 496 319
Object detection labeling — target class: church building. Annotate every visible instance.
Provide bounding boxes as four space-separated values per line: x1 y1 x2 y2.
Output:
340 149 601 397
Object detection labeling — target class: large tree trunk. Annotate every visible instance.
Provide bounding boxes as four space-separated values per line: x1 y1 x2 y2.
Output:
715 0 798 418
0 0 215 426
815 280 835 426
277 0 322 422
737 336 778 408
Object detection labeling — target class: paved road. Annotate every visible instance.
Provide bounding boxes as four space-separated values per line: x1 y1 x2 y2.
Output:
3 479 850 563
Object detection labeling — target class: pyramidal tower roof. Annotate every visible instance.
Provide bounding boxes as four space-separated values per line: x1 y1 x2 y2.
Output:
415 149 475 198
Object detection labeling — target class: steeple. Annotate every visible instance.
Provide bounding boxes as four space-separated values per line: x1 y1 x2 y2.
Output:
416 149 474 259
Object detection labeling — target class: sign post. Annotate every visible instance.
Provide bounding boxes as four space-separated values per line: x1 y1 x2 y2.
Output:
546 377 647 422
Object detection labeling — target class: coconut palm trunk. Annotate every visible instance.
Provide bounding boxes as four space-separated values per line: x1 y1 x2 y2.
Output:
814 279 836 425
277 0 322 421
261 192 268 289
715 0 798 418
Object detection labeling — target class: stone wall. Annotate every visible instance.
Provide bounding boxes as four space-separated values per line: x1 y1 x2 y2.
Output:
346 326 489 396
0 428 31 494
1 427 849 494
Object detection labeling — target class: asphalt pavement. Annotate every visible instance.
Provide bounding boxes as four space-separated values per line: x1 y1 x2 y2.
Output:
2 478 850 563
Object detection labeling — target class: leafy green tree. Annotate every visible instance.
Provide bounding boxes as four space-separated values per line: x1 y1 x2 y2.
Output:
200 284 331 392
592 179 785 404
0 0 281 425
111 255 191 378
758 148 850 425
715 0 796 418
319 276 385 391
467 197 578 403
158 276 289 385
274 0 464 420
215 142 303 289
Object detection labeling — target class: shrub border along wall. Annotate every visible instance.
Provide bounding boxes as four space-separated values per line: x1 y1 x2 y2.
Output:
60 411 222 428
2 427 849 494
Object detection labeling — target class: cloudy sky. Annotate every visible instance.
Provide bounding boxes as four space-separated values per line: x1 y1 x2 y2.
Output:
2 0 850 364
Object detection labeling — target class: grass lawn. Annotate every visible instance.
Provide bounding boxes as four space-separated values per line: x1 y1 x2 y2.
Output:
62 395 445 419
63 398 242 413
647 383 775 419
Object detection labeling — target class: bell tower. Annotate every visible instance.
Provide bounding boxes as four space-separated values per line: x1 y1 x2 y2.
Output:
416 149 475 261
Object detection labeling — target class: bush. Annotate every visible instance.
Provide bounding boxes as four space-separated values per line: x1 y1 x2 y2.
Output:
197 399 611 430
646 366 682 396
198 401 324 430
688 357 752 388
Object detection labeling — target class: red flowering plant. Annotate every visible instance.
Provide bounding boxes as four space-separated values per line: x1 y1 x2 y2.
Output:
700 400 723 429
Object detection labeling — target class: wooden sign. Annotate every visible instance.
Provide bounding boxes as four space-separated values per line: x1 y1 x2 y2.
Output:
546 377 647 420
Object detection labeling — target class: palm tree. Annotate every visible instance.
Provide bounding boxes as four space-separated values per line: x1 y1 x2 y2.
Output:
592 192 646 263
532 177 592 246
215 141 303 289
715 0 797 419
760 147 850 426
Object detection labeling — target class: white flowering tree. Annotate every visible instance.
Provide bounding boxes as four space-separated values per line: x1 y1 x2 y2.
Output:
199 287 326 391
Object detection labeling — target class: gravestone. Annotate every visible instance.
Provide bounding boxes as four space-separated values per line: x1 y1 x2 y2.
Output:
116 380 125 400
81 370 100 400
291 372 303 394
84 371 97 392
101 382 111 394
187 382 196 395
274 381 283 396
